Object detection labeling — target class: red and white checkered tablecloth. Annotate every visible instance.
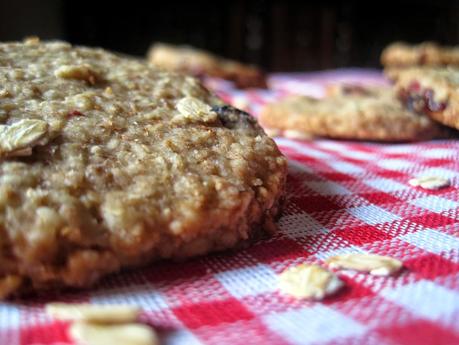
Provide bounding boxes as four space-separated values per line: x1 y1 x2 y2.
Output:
2 69 459 345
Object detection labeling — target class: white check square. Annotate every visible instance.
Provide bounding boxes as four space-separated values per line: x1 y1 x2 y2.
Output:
314 245 366 261
414 168 459 180
316 141 347 151
339 150 375 161
263 305 365 344
275 138 332 159
410 195 459 213
401 229 459 255
381 280 459 321
328 160 365 174
347 205 401 225
287 160 314 174
278 212 329 238
377 159 414 171
383 144 418 154
305 181 351 196
365 178 409 192
163 330 202 345
216 264 277 298
0 303 20 330
420 148 457 158
90 284 169 312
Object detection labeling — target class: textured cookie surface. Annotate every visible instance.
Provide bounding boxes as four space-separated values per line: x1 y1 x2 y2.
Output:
148 43 267 89
0 39 286 297
259 85 439 141
381 42 459 68
395 67 459 130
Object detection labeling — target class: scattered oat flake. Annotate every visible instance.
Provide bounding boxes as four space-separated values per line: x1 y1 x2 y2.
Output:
45 303 140 323
326 253 402 276
409 176 450 190
278 264 343 300
69 322 158 345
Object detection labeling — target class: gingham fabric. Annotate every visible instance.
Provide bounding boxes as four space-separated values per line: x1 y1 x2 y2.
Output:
2 69 459 345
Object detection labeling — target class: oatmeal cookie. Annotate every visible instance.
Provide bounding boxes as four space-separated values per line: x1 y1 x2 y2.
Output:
259 85 439 141
0 38 286 297
395 67 459 130
381 42 459 68
381 42 459 81
147 43 267 89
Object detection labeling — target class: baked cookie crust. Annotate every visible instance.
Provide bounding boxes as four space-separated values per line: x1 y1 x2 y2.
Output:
0 39 286 297
147 43 267 89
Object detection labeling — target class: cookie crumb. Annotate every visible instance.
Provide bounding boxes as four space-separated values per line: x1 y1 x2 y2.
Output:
45 303 140 323
326 253 402 276
278 264 343 300
69 322 158 345
409 176 450 190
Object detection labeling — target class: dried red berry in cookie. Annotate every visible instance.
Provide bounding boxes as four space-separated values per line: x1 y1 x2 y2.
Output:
424 89 447 112
68 110 84 117
400 83 447 114
408 81 421 92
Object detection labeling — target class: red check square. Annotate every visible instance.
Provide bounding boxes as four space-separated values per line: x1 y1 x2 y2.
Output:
249 238 311 264
403 254 459 280
335 224 393 245
377 319 459 345
172 298 254 329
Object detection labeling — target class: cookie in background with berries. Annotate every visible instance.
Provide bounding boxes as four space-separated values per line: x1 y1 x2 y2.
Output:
260 83 442 142
381 42 459 81
395 67 459 130
381 42 459 68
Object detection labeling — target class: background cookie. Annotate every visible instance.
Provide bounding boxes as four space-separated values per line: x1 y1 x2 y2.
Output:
148 43 267 89
259 85 440 141
381 42 459 67
0 39 286 298
395 67 459 130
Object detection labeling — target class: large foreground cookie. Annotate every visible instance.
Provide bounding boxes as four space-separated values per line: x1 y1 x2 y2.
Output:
0 39 286 297
148 43 267 89
395 67 459 130
259 85 439 141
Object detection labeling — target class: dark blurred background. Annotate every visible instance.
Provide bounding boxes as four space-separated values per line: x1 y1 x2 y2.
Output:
0 0 458 71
